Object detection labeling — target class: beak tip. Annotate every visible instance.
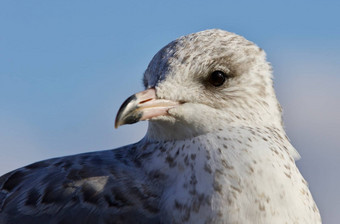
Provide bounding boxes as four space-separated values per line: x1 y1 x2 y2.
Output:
114 117 121 129
114 88 161 130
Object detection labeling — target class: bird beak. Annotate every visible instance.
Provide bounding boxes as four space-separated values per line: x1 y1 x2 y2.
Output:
115 88 180 128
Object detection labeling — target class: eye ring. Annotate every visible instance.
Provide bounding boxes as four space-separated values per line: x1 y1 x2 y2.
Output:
208 70 227 87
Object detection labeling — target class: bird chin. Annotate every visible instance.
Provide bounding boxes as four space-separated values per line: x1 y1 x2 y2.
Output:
145 103 225 141
145 118 209 141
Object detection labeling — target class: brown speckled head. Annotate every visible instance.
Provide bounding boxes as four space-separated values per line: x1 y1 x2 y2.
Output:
142 29 283 141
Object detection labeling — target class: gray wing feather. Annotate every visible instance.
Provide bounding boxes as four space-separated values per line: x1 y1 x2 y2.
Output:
0 144 161 224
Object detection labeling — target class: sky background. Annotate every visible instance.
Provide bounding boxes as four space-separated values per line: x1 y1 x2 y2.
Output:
1 0 339 223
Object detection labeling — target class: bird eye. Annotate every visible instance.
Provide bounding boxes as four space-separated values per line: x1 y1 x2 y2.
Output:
208 71 227 87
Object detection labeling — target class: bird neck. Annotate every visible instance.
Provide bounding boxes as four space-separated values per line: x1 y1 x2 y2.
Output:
136 126 302 223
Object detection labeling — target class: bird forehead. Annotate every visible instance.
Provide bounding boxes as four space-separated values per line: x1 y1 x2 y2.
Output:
143 29 261 88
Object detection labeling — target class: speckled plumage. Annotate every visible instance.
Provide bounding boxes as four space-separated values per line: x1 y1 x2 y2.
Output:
0 29 321 223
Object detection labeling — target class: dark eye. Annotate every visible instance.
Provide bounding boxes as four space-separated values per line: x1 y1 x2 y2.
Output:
208 71 227 87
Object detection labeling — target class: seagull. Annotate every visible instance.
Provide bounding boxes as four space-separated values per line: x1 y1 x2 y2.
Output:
0 29 321 224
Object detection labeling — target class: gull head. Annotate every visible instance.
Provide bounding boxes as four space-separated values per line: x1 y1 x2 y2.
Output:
115 29 282 140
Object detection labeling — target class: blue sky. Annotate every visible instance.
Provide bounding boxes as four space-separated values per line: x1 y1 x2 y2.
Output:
1 1 340 223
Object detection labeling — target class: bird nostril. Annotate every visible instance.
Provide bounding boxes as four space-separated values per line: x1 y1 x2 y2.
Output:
140 98 153 104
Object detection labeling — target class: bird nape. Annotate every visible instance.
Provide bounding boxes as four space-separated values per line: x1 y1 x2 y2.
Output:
0 29 321 224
